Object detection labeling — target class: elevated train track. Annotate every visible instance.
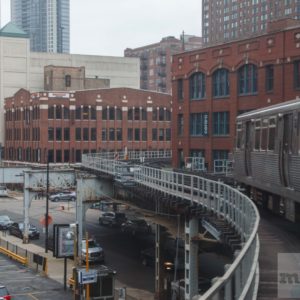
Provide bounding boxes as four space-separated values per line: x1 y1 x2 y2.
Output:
82 152 260 300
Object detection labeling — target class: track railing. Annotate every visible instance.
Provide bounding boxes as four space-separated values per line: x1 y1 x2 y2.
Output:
81 154 260 300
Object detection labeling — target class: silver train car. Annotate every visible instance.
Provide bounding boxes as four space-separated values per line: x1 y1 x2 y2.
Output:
233 98 300 223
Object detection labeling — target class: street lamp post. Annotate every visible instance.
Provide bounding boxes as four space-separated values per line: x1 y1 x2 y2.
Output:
45 150 49 253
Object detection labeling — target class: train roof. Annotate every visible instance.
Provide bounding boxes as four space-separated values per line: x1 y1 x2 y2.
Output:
237 98 300 121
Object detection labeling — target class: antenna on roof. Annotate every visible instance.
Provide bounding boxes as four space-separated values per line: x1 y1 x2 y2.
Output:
181 30 185 51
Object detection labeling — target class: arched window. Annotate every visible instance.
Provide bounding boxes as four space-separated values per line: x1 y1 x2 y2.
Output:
238 64 258 95
213 68 230 97
48 106 55 119
102 108 108 120
128 108 133 121
56 105 62 119
90 107 96 120
116 108 122 120
189 72 206 100
109 107 115 120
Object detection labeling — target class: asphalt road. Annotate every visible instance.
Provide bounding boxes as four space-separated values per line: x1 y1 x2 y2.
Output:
0 193 231 296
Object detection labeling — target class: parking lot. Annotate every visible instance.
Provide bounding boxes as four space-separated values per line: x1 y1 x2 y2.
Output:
0 255 73 299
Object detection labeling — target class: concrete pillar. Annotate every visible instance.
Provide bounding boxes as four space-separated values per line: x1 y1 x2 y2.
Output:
285 198 295 222
185 217 199 300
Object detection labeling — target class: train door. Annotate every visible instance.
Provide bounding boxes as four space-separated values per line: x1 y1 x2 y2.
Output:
279 113 293 187
245 121 252 176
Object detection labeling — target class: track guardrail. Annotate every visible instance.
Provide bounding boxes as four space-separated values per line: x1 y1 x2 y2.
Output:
82 153 260 300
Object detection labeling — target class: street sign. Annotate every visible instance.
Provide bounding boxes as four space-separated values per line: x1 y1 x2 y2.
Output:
78 269 98 284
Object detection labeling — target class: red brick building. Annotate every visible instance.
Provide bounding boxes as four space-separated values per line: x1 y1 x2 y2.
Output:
4 88 171 164
172 19 300 170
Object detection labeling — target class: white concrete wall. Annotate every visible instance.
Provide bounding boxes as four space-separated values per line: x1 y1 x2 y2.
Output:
0 36 30 144
0 35 140 145
29 52 140 92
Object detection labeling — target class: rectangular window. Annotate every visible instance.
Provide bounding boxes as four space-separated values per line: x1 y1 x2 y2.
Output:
178 79 183 101
152 109 158 121
102 128 107 141
159 129 164 141
152 128 158 141
141 109 147 121
109 128 115 141
166 128 171 141
48 127 54 141
265 65 274 92
213 112 229 135
190 113 209 136
63 107 69 119
236 123 243 149
75 107 81 119
294 60 300 89
83 128 89 141
178 114 183 136
64 150 70 162
64 128 70 141
48 107 54 119
76 128 81 141
268 118 276 151
128 128 133 141
83 107 89 120
134 108 140 121
213 150 229 160
134 128 140 141
261 119 268 150
116 128 122 141
138 127 146 141
76 150 81 162
56 128 62 141
254 120 261 150
56 150 62 163
91 128 97 141
109 108 115 120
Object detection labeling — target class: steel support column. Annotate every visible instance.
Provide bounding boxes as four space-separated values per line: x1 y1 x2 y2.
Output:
185 217 199 300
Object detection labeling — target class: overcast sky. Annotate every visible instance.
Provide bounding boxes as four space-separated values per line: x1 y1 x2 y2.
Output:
1 0 202 57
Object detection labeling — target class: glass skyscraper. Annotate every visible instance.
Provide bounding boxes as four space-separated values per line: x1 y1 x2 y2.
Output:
11 0 70 53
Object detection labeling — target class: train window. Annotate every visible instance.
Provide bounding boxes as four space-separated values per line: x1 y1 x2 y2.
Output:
268 118 276 151
236 123 243 149
261 119 268 150
254 120 261 150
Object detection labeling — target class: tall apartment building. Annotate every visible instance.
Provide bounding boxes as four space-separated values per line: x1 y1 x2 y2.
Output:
172 19 300 171
202 0 300 45
11 0 70 53
125 35 202 94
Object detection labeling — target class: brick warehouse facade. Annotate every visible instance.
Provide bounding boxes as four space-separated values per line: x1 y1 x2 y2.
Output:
4 88 171 164
171 20 300 171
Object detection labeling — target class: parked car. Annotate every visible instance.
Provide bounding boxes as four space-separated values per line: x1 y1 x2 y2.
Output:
81 239 105 263
49 191 76 202
0 215 13 230
99 212 127 227
121 218 152 235
0 285 11 300
0 185 8 197
9 222 40 240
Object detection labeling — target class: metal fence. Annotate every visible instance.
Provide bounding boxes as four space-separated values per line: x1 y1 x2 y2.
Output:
83 150 172 161
0 235 47 274
82 155 260 300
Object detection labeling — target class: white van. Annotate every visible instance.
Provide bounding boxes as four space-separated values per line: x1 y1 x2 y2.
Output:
0 185 8 197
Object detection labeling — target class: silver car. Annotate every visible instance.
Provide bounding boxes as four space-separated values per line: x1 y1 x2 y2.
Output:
49 191 76 202
0 215 13 230
81 239 104 263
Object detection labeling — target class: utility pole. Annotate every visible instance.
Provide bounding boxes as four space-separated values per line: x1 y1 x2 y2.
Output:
45 151 49 253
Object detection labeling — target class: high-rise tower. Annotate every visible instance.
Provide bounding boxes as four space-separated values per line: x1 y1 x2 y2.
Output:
11 0 70 53
202 0 300 46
